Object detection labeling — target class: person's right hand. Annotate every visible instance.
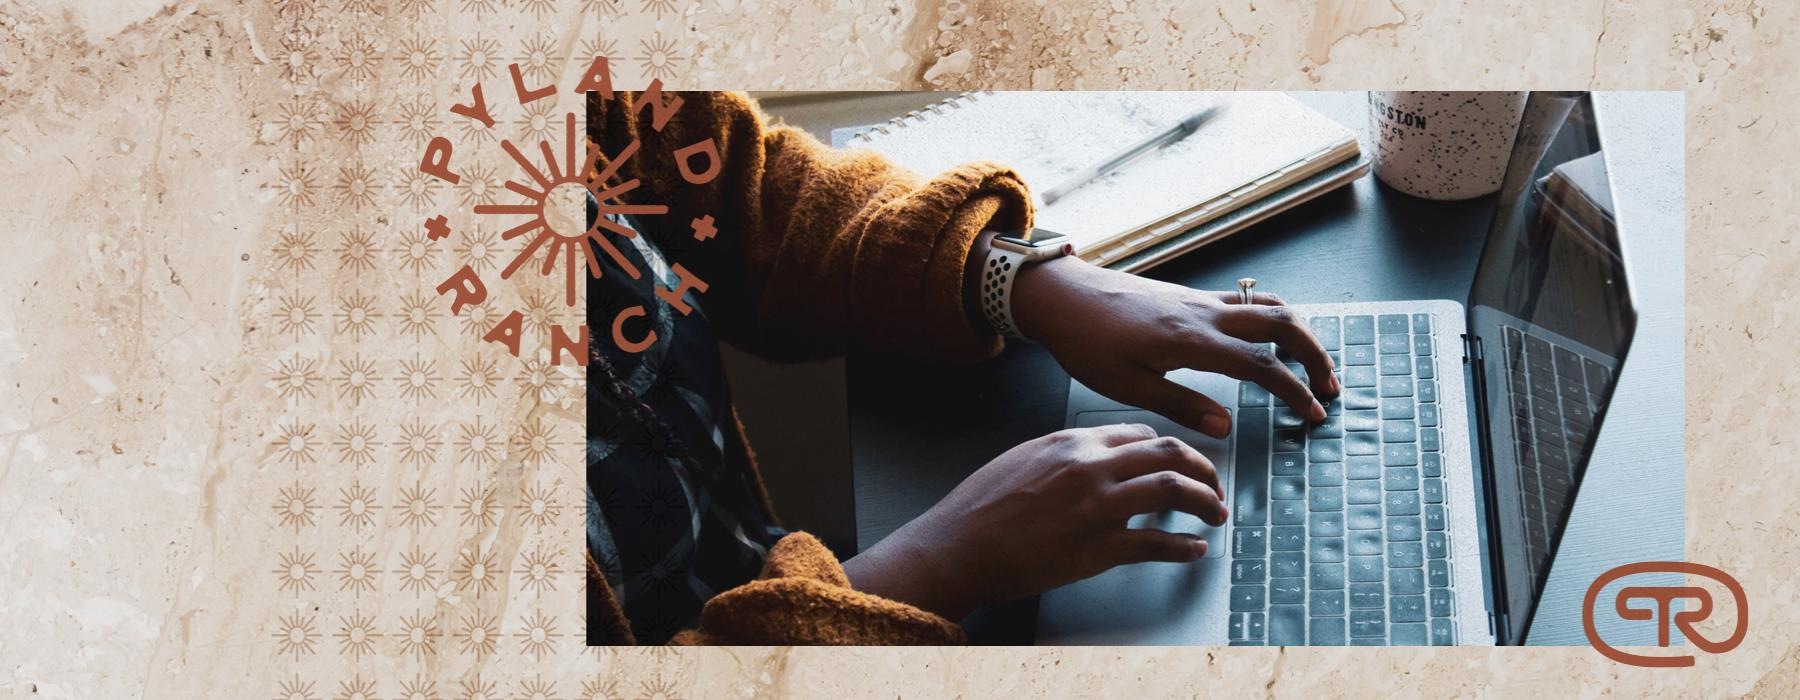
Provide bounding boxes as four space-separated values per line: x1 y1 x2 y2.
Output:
842 423 1225 621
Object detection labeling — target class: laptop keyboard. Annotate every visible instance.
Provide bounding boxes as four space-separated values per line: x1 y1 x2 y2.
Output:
1503 325 1606 581
1226 313 1456 646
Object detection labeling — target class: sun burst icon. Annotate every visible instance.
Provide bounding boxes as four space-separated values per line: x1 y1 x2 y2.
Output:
514 609 561 660
517 545 561 593
454 546 501 597
273 481 318 532
334 545 381 594
395 612 440 659
475 112 667 306
455 614 500 659
335 610 382 660
335 482 382 532
273 612 319 659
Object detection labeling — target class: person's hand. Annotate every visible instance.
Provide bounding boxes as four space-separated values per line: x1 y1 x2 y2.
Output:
842 423 1225 620
1012 256 1339 437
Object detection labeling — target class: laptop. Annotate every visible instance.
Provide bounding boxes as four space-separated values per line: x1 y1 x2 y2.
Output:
1038 92 1636 646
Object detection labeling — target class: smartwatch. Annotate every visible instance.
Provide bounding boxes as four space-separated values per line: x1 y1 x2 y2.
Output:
978 229 1074 341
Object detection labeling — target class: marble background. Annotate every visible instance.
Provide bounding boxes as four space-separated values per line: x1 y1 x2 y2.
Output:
0 0 1792 697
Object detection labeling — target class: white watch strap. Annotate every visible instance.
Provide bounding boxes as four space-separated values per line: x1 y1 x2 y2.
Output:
979 246 1029 341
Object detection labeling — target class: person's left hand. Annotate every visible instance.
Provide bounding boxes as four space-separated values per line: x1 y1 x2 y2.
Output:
1012 256 1339 438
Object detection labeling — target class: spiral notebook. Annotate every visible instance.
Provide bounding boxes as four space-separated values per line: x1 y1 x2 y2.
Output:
839 92 1368 272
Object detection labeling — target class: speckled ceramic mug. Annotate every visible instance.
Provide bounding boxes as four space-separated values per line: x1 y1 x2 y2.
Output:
1369 91 1528 200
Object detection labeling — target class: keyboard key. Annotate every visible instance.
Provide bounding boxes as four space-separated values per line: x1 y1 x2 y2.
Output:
1269 605 1304 645
1346 456 1381 480
1309 537 1345 563
1386 491 1421 515
1349 582 1384 609
1421 453 1442 478
1424 505 1446 531
1310 316 1342 351
1379 314 1409 335
1414 335 1433 357
1345 387 1378 409
1380 354 1412 376
1382 444 1419 467
1308 439 1343 463
1416 358 1435 379
1272 500 1305 525
1389 542 1425 568
1428 559 1451 588
1345 345 1376 366
1380 375 1414 397
1234 527 1267 558
1349 531 1382 556
1419 380 1439 403
1427 531 1448 559
1380 334 1410 355
1272 526 1305 551
1390 568 1425 595
1271 579 1305 605
1232 408 1271 526
1271 477 1304 501
1419 403 1439 427
1381 398 1415 420
1392 623 1428 645
1350 609 1385 637
1231 585 1267 612
1349 556 1383 581
1232 559 1267 584
1274 428 1306 453
1345 316 1375 345
1273 406 1306 429
1310 590 1346 617
1412 313 1431 332
1386 516 1423 542
1230 613 1247 640
1272 453 1304 476
1345 432 1379 456
1310 563 1346 590
1310 512 1344 538
1423 478 1445 504
1239 383 1271 407
1271 552 1304 578
1344 409 1379 433
1382 420 1417 443
1345 366 1377 388
1421 428 1441 452
1308 487 1343 512
1249 612 1266 640
1347 505 1382 530
1309 414 1343 439
1432 618 1455 645
1229 640 1264 646
1310 617 1346 645
1384 467 1420 492
1430 589 1454 617
1347 481 1381 505
1308 463 1344 486
1391 595 1427 623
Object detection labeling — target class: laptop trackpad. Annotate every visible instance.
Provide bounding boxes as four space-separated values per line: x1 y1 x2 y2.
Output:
1073 409 1232 559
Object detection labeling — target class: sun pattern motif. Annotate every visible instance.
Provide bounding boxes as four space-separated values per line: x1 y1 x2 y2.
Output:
259 0 692 695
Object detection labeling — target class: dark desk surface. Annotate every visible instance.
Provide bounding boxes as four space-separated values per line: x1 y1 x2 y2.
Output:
843 92 1684 645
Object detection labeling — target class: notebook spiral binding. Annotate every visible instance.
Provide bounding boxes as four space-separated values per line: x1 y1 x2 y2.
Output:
846 91 988 145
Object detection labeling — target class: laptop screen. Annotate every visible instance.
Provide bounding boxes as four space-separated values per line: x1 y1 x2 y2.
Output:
1465 92 1637 643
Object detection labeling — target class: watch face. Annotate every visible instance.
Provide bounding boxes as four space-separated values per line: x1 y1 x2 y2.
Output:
998 230 1069 248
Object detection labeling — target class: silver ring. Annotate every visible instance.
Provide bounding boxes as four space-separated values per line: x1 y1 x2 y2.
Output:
1238 277 1256 304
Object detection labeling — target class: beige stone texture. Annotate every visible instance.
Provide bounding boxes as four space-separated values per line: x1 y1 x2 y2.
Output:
0 0 1791 697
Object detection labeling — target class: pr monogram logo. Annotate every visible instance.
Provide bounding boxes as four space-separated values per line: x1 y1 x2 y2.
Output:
1582 561 1748 667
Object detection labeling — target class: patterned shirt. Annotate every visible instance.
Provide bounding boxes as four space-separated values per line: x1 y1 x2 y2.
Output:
587 201 786 644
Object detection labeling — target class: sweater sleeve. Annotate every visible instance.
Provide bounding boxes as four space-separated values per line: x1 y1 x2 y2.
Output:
588 90 1033 363
671 533 965 645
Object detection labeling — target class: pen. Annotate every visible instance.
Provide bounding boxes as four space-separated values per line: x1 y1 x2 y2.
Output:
1039 106 1223 206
